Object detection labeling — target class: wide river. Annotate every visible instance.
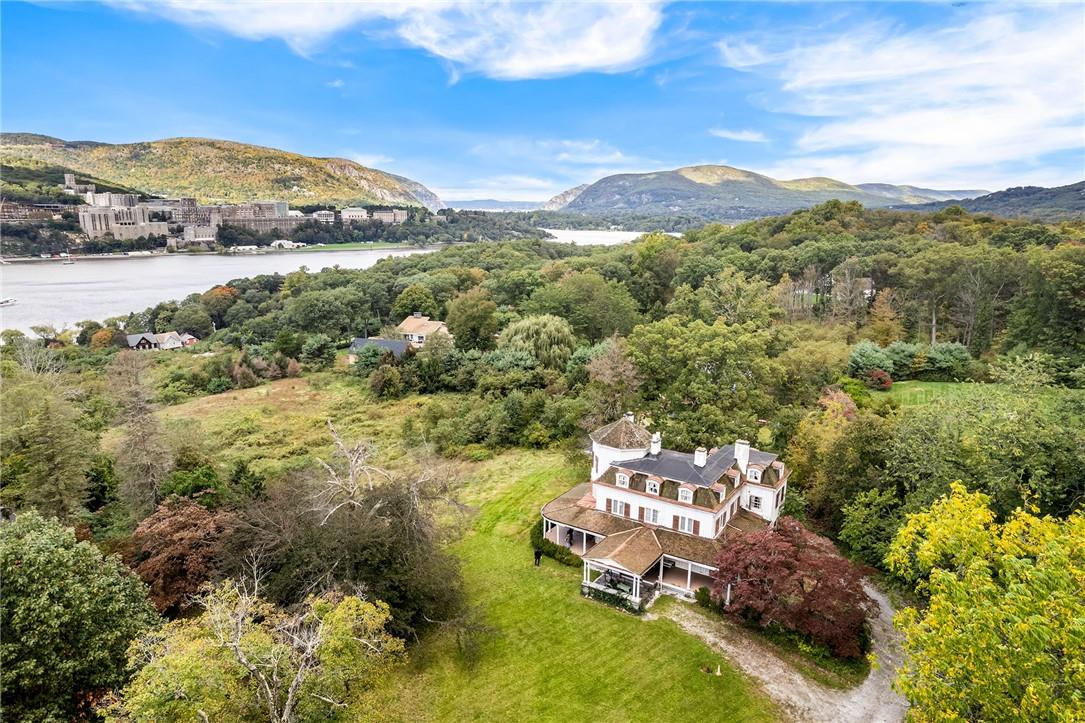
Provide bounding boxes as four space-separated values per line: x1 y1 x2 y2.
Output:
0 229 641 332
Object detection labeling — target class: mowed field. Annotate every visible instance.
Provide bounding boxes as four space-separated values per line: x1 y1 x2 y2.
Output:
871 379 1081 407
148 379 781 722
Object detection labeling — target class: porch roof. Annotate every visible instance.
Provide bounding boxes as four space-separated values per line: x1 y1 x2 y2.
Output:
541 483 640 537
583 527 662 576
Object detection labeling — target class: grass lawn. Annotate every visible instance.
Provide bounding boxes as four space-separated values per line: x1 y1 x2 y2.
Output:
872 379 1080 408
293 241 413 252
377 452 781 722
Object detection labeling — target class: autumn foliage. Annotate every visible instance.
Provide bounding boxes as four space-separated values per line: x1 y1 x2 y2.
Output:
710 517 874 658
128 498 239 615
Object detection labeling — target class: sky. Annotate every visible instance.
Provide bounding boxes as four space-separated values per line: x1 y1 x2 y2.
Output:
2 1 1083 202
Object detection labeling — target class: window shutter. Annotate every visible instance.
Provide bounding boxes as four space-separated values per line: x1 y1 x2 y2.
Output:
606 498 612 513
693 520 701 536
672 516 679 531
638 507 645 522
625 504 631 519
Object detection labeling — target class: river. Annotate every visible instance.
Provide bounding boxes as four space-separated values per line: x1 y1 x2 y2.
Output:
0 229 646 332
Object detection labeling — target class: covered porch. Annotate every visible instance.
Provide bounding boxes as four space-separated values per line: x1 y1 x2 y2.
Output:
647 555 716 598
582 559 658 605
542 517 598 556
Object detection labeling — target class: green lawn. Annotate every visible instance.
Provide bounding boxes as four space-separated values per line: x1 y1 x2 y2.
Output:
293 241 412 252
872 379 1079 408
379 452 780 722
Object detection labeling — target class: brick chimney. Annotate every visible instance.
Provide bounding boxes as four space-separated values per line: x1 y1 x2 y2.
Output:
694 447 707 468
623 411 634 424
735 439 750 473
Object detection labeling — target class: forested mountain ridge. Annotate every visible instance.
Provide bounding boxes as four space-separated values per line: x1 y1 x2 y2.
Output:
546 164 985 218
0 133 445 210
898 180 1085 221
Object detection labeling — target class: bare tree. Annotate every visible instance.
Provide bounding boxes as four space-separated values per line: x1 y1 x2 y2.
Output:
311 420 392 524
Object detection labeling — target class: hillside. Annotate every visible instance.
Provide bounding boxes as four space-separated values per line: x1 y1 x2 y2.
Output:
544 183 589 210
1 157 146 205
548 165 985 219
855 183 987 204
0 133 444 211
897 181 1085 221
448 199 544 211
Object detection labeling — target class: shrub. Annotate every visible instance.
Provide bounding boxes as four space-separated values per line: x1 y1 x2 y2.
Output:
864 368 892 390
849 340 893 377
529 519 581 566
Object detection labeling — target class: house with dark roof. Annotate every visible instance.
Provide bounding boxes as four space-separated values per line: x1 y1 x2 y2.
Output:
541 412 789 606
125 332 158 350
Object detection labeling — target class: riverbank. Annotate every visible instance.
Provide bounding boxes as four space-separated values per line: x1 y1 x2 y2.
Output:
0 241 423 263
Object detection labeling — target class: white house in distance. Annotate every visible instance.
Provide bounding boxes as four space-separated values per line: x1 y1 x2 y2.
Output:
395 312 452 348
541 413 789 606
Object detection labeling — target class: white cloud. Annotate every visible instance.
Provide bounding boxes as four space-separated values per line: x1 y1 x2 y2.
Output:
109 1 665 80
720 7 1085 189
709 127 766 143
436 174 561 202
349 152 394 167
325 79 345 89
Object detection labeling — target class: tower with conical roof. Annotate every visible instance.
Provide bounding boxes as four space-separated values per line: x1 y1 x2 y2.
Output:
589 412 652 480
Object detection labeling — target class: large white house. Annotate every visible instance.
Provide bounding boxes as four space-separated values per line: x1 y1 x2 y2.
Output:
541 413 789 606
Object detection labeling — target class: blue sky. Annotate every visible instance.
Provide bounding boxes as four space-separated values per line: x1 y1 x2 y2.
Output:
3 1 1082 201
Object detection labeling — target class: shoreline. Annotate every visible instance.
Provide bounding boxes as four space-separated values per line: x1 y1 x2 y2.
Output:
0 242 433 263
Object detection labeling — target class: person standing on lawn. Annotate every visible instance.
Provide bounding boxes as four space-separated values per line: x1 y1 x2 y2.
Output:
533 546 543 566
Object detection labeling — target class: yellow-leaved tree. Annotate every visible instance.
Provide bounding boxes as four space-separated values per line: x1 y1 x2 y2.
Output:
887 483 1085 722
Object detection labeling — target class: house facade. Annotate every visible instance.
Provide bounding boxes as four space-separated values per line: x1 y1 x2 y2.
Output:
395 313 452 348
541 413 789 606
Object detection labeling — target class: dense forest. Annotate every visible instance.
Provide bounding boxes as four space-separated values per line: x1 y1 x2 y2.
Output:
2 200 1083 721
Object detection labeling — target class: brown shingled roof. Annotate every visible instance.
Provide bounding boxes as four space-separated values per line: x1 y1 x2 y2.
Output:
589 415 652 449
584 527 662 576
541 484 640 537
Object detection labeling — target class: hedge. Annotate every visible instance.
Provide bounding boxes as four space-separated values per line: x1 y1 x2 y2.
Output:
530 518 581 566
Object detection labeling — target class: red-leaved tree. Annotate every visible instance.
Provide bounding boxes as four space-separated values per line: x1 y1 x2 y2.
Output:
128 498 239 615
711 517 874 658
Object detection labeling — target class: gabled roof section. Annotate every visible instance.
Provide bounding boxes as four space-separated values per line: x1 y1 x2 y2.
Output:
618 444 779 488
584 527 662 576
396 314 447 336
589 415 652 449
350 337 411 358
125 332 157 347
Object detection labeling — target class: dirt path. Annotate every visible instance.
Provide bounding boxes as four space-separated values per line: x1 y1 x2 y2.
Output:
659 581 908 723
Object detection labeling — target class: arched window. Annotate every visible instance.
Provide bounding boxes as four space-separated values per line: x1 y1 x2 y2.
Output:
646 480 660 495
616 473 629 488
678 488 693 504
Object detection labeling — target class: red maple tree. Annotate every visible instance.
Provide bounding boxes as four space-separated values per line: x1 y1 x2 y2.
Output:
711 517 873 658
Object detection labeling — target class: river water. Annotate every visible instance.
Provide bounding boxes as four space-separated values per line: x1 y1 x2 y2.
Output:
0 229 644 332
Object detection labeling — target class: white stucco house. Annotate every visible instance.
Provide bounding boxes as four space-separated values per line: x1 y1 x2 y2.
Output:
541 413 789 606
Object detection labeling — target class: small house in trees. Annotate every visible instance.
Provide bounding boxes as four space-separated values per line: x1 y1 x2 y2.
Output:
125 332 159 350
541 413 789 606
395 312 452 349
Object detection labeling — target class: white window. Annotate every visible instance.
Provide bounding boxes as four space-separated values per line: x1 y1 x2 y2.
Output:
644 507 659 524
750 496 762 510
678 516 694 534
613 500 627 516
418 335 425 342
646 479 659 495
678 488 693 504
748 469 760 482
616 473 629 488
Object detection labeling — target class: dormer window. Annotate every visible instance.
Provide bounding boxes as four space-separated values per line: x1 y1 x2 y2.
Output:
616 473 629 488
678 488 693 504
748 469 760 483
646 480 659 495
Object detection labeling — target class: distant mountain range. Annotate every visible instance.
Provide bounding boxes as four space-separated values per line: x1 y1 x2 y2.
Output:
543 164 987 219
0 133 445 211
448 199 545 211
895 181 1085 221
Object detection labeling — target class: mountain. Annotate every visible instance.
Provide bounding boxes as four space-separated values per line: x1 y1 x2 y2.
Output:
448 199 545 211
895 181 1085 221
0 133 444 211
544 184 589 211
546 165 986 219
855 183 988 204
1 157 146 204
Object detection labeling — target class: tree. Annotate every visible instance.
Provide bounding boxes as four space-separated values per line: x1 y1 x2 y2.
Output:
446 287 499 350
888 485 1085 721
582 337 642 428
710 517 874 658
171 303 215 338
301 333 336 369
0 512 158 721
668 267 781 327
18 395 95 519
848 340 893 377
863 289 903 345
391 283 439 320
111 580 405 722
109 352 171 518
497 314 577 370
129 499 240 615
523 270 640 340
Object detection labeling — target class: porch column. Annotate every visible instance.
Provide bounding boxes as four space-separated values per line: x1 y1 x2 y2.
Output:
633 576 640 600
686 564 692 590
659 557 665 586
583 562 590 584
581 532 587 554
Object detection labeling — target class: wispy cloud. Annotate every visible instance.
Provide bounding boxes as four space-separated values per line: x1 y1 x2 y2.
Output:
109 1 666 80
325 79 344 89
709 127 766 143
720 7 1085 188
436 174 559 202
348 152 394 167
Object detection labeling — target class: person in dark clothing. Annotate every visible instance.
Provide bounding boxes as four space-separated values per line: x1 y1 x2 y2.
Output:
566 529 574 546
533 547 543 566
